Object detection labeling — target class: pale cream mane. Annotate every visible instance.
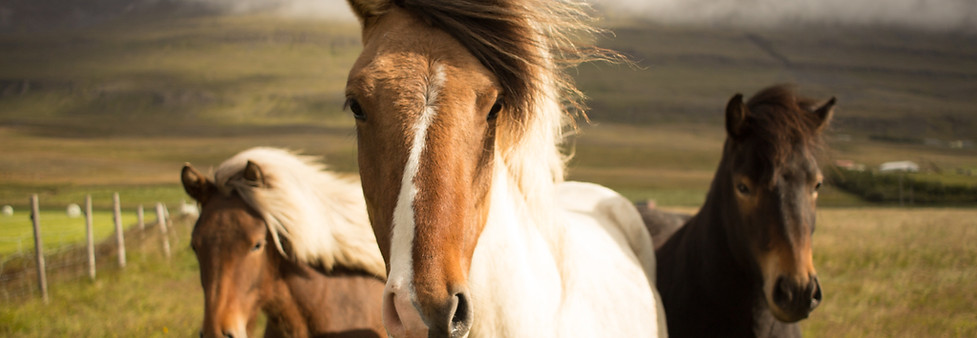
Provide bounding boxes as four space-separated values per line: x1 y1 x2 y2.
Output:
213 147 385 279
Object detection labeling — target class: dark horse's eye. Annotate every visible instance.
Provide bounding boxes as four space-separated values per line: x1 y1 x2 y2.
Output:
736 183 750 195
815 181 823 191
487 99 503 121
251 241 263 252
346 98 366 121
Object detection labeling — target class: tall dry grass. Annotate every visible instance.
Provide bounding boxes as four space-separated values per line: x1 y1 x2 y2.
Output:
803 208 977 336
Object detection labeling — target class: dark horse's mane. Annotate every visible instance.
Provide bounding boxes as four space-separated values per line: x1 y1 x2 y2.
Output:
740 85 828 185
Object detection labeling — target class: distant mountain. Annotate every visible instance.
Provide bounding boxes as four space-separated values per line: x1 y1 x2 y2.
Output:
0 0 355 33
0 0 206 33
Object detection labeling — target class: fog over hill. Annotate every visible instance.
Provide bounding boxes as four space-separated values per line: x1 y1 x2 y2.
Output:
592 0 977 33
186 0 977 33
2 0 975 33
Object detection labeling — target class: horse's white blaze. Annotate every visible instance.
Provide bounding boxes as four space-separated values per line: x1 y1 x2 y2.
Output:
385 64 446 333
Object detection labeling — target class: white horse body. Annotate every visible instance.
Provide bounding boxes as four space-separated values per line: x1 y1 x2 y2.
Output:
468 170 664 337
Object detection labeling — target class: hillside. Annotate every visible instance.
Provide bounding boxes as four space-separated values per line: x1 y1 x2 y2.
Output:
1 10 976 208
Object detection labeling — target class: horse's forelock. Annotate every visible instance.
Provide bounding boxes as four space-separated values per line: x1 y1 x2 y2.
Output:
395 0 616 137
742 85 828 184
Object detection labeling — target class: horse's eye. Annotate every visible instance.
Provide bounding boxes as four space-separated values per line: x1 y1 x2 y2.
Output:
487 100 503 121
251 241 263 252
814 181 823 191
347 98 366 121
736 183 750 195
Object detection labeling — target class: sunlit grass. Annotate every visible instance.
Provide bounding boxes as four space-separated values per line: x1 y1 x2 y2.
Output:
1 209 973 336
802 208 977 336
0 248 203 336
0 210 148 255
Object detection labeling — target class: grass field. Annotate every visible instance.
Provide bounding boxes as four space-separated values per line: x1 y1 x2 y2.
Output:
0 210 144 255
0 209 974 336
805 208 977 336
0 5 975 337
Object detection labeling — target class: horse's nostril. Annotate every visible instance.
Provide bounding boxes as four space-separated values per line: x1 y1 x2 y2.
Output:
449 292 473 337
810 276 823 309
222 332 234 338
773 276 792 306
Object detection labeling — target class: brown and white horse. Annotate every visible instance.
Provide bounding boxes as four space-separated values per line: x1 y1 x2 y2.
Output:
656 85 833 337
343 1 664 337
182 147 386 338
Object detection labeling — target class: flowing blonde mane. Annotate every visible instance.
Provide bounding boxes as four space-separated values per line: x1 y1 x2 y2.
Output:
213 147 385 279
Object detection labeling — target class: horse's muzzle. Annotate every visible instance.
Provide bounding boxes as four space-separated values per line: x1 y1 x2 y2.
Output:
772 274 822 322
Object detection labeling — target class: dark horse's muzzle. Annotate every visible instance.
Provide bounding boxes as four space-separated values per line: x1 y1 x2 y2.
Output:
772 275 822 322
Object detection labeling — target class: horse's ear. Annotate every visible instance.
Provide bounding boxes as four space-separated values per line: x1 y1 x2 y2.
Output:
725 93 748 138
813 97 836 132
346 0 391 24
243 160 266 187
181 164 214 204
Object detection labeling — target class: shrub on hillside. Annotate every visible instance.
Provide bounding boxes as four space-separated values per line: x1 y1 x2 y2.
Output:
826 166 977 205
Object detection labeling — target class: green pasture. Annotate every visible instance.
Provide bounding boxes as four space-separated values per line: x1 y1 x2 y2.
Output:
1 209 975 336
0 210 144 255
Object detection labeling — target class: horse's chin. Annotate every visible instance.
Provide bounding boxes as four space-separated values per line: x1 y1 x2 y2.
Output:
764 295 810 323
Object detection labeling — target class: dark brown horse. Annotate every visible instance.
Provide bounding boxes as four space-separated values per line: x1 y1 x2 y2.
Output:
182 147 387 338
635 201 692 250
655 85 834 337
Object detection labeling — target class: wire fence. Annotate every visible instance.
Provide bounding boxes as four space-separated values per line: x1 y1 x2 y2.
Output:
0 194 197 303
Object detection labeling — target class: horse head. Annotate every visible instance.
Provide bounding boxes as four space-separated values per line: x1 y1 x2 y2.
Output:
721 85 834 322
183 162 274 338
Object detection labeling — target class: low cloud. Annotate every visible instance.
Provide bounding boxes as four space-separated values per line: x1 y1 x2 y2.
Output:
591 0 977 32
181 0 356 21
178 0 977 33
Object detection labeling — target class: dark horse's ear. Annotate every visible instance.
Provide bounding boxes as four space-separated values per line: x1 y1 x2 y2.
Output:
182 164 214 204
812 97 836 132
725 93 748 139
243 160 266 187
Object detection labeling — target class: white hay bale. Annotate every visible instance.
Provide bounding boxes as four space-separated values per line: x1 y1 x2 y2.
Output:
66 203 82 218
179 200 199 217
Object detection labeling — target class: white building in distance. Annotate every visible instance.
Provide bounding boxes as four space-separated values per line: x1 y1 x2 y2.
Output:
879 161 919 173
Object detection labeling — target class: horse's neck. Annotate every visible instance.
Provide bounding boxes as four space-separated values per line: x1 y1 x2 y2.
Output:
467 170 565 336
470 171 660 337
261 261 317 335
665 195 758 295
657 165 762 334
265 261 384 336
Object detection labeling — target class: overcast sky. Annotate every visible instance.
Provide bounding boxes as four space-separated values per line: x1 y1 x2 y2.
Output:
182 0 977 33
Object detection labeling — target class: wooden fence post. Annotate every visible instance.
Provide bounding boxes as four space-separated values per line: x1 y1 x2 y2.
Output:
113 193 126 268
85 195 96 281
30 194 49 304
156 203 171 259
137 205 145 231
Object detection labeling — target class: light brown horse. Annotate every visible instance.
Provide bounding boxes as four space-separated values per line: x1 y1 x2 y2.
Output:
655 85 834 337
344 1 664 337
182 147 386 338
